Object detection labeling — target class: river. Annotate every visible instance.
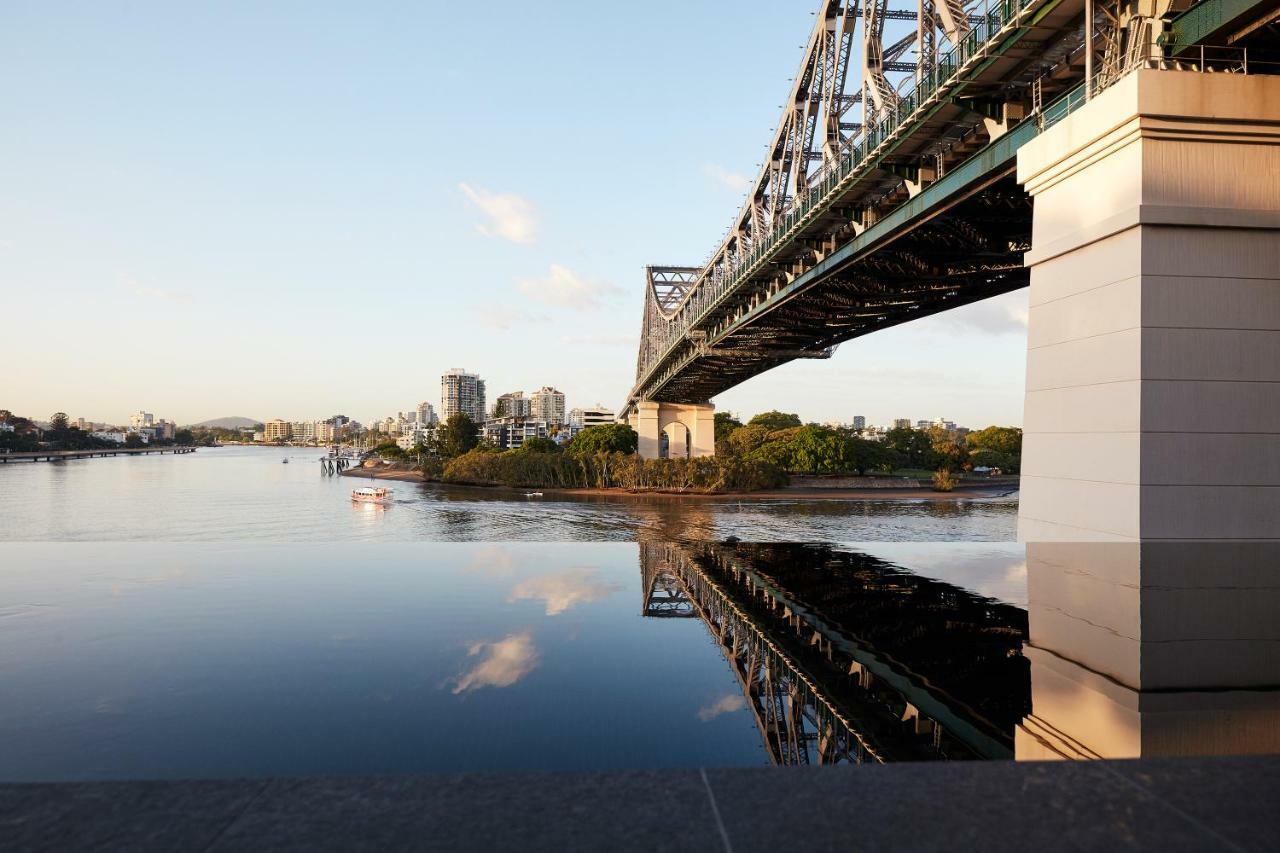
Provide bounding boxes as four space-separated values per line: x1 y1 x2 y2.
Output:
0 445 1018 542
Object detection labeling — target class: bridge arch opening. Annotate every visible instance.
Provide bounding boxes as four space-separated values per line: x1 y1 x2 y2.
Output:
660 422 691 459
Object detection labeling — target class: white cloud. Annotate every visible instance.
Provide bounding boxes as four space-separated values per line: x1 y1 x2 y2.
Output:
458 182 538 245
698 694 748 721
518 264 623 312
471 304 550 331
451 632 540 694
703 164 751 192
559 333 637 348
508 567 622 616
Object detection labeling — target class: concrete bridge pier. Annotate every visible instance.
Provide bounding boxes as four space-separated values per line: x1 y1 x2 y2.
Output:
628 401 715 460
1017 70 1280 542
1017 542 1280 760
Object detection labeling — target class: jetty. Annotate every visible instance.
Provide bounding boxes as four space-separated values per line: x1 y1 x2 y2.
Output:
0 446 197 463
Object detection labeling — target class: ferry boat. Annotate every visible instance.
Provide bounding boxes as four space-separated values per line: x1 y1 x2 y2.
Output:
351 486 393 505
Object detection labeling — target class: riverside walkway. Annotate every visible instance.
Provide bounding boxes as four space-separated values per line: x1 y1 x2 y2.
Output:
2 756 1274 851
0 446 197 463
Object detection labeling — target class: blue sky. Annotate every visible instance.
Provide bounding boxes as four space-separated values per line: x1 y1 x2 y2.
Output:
1 1 1028 428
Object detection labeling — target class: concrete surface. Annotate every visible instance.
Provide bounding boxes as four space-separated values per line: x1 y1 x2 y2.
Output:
2 756 1277 851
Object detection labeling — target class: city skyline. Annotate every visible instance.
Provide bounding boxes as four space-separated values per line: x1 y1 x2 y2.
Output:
2 1 1029 429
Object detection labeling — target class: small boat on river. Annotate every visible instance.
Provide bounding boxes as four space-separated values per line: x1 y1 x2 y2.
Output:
352 486 393 505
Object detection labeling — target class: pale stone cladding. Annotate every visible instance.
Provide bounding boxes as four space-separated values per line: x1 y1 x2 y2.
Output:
1016 70 1280 541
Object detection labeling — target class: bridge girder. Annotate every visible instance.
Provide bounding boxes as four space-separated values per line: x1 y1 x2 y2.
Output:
626 0 1184 412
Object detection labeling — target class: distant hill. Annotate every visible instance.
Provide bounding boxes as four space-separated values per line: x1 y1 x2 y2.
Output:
190 416 261 430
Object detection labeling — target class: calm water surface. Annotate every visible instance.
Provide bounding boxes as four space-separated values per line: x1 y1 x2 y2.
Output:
3 540 1275 781
0 446 1017 542
4 449 1274 781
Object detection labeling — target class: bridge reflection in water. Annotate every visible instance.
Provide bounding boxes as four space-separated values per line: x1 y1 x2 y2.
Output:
642 541 1280 765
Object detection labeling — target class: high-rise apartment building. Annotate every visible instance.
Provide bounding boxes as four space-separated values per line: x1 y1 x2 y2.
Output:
492 392 531 419
852 415 866 430
130 411 155 430
441 368 486 423
264 420 292 442
416 401 437 425
529 386 566 426
892 418 912 430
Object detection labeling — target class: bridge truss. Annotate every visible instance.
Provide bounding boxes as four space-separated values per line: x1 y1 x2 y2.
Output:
640 541 1026 764
627 0 1219 410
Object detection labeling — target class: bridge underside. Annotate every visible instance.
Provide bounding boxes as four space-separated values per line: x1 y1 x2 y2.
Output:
658 172 1031 404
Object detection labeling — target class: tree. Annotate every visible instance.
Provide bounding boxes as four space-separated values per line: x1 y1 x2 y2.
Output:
124 432 144 448
968 426 1022 457
747 410 802 432
970 448 1017 474
883 427 937 470
174 429 194 446
726 424 771 457
519 436 559 454
438 413 480 459
845 436 885 475
568 423 637 456
714 411 742 443
49 412 69 433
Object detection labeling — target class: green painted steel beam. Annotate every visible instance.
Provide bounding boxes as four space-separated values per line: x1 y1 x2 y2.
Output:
1166 0 1277 53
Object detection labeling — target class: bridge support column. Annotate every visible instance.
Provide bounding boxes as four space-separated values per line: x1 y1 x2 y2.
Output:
1016 70 1280 541
628 401 715 460
1017 542 1280 760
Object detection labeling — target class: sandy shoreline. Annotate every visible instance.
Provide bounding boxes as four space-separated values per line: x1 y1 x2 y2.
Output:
340 466 1018 501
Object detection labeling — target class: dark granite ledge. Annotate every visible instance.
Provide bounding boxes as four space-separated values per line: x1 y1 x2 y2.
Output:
2 756 1277 852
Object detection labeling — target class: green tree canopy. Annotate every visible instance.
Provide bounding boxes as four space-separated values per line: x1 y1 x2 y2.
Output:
568 423 638 456
726 423 772 457
967 426 1023 457
518 436 559 454
124 432 144 448
747 410 802 432
49 412 69 433
883 427 938 469
438 413 481 459
714 411 742 442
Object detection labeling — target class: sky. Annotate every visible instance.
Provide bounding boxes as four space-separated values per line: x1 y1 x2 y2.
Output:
0 1 1028 429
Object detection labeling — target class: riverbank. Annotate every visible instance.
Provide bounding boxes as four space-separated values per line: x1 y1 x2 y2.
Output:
340 465 1018 501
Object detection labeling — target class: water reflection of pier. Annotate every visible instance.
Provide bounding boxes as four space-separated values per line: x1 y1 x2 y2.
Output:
641 541 1029 765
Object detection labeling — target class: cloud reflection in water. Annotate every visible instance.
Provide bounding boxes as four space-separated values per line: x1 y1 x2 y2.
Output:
507 567 622 616
452 632 540 694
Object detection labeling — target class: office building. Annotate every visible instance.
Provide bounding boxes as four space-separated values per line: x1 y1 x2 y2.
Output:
852 415 866 430
892 418 912 430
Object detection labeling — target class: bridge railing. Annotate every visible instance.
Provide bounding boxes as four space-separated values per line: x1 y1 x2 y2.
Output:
635 0 1040 397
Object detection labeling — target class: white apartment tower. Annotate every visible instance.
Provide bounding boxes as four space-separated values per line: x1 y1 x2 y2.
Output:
529 386 566 426
441 368 486 423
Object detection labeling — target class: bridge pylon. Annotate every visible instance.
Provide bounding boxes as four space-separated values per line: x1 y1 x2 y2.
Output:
1017 69 1280 541
627 401 715 460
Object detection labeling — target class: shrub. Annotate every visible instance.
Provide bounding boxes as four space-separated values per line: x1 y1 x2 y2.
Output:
931 469 957 492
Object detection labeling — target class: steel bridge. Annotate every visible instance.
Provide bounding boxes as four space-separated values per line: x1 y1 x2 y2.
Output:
640 541 1029 764
624 0 1280 419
